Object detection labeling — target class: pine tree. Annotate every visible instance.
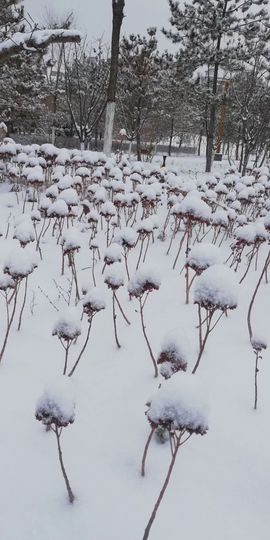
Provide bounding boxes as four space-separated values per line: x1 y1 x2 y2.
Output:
164 0 270 171
117 28 163 160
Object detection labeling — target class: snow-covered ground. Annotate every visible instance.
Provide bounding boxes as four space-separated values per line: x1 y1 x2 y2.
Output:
0 144 269 540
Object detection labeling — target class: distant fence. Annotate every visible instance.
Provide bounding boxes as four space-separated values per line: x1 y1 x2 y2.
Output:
10 133 196 156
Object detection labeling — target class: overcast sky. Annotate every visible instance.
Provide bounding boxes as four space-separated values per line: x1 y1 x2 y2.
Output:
24 0 175 50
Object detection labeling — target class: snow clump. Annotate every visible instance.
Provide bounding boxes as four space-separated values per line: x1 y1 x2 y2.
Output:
147 374 209 435
194 264 238 310
35 376 75 427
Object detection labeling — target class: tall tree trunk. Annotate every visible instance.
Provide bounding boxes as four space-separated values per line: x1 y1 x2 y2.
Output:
205 0 228 172
168 117 174 156
259 144 268 167
136 130 142 161
239 139 245 173
242 145 250 176
198 129 203 156
103 0 125 156
206 71 218 173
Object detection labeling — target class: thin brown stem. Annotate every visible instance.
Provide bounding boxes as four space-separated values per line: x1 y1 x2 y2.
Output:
141 426 155 477
139 297 158 378
54 426 75 504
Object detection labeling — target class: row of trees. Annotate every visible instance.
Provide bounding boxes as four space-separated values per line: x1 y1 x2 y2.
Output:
1 0 270 172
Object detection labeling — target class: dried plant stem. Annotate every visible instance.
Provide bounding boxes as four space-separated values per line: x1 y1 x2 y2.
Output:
247 250 270 342
54 426 75 504
141 426 155 477
17 276 28 331
142 431 191 540
254 351 259 410
68 317 93 377
114 292 130 325
0 284 19 363
139 297 158 378
112 292 121 348
192 309 214 374
136 237 145 270
172 231 186 270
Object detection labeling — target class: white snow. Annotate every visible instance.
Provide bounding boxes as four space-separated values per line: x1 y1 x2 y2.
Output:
52 309 82 340
147 374 209 434
194 264 239 310
128 267 161 297
35 376 75 427
187 243 223 272
104 263 125 289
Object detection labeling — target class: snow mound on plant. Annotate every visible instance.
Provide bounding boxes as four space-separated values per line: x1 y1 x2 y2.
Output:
4 246 37 278
147 374 209 435
187 243 223 271
83 288 106 312
179 193 211 222
128 266 161 297
194 264 238 310
52 308 82 340
104 263 125 289
35 376 75 426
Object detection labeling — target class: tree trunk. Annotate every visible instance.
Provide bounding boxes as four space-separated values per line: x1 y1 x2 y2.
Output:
103 0 125 156
242 145 250 176
168 117 174 156
206 97 217 172
197 129 203 156
136 130 142 161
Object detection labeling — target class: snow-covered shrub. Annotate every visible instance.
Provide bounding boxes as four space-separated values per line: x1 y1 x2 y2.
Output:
52 309 82 375
157 332 189 379
187 243 223 274
194 264 238 311
193 264 238 373
13 220 35 247
60 229 81 302
141 375 208 539
128 267 161 377
104 264 129 348
36 377 75 503
128 267 161 298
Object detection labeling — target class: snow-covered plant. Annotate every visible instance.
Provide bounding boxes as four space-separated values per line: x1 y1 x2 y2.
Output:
141 375 208 540
186 243 222 298
35 377 75 503
104 263 130 348
113 226 137 279
157 332 188 379
13 219 35 248
88 209 99 241
230 223 268 281
128 267 161 377
61 229 81 303
2 246 37 346
52 309 82 375
193 264 238 373
68 288 106 377
47 199 69 242
100 201 116 247
89 239 100 287
136 218 154 269
102 243 122 274
172 195 211 301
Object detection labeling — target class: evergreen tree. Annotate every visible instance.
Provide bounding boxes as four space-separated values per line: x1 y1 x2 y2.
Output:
164 0 270 171
117 28 163 160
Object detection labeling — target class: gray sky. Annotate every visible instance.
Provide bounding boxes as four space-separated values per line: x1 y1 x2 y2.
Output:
24 0 174 50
